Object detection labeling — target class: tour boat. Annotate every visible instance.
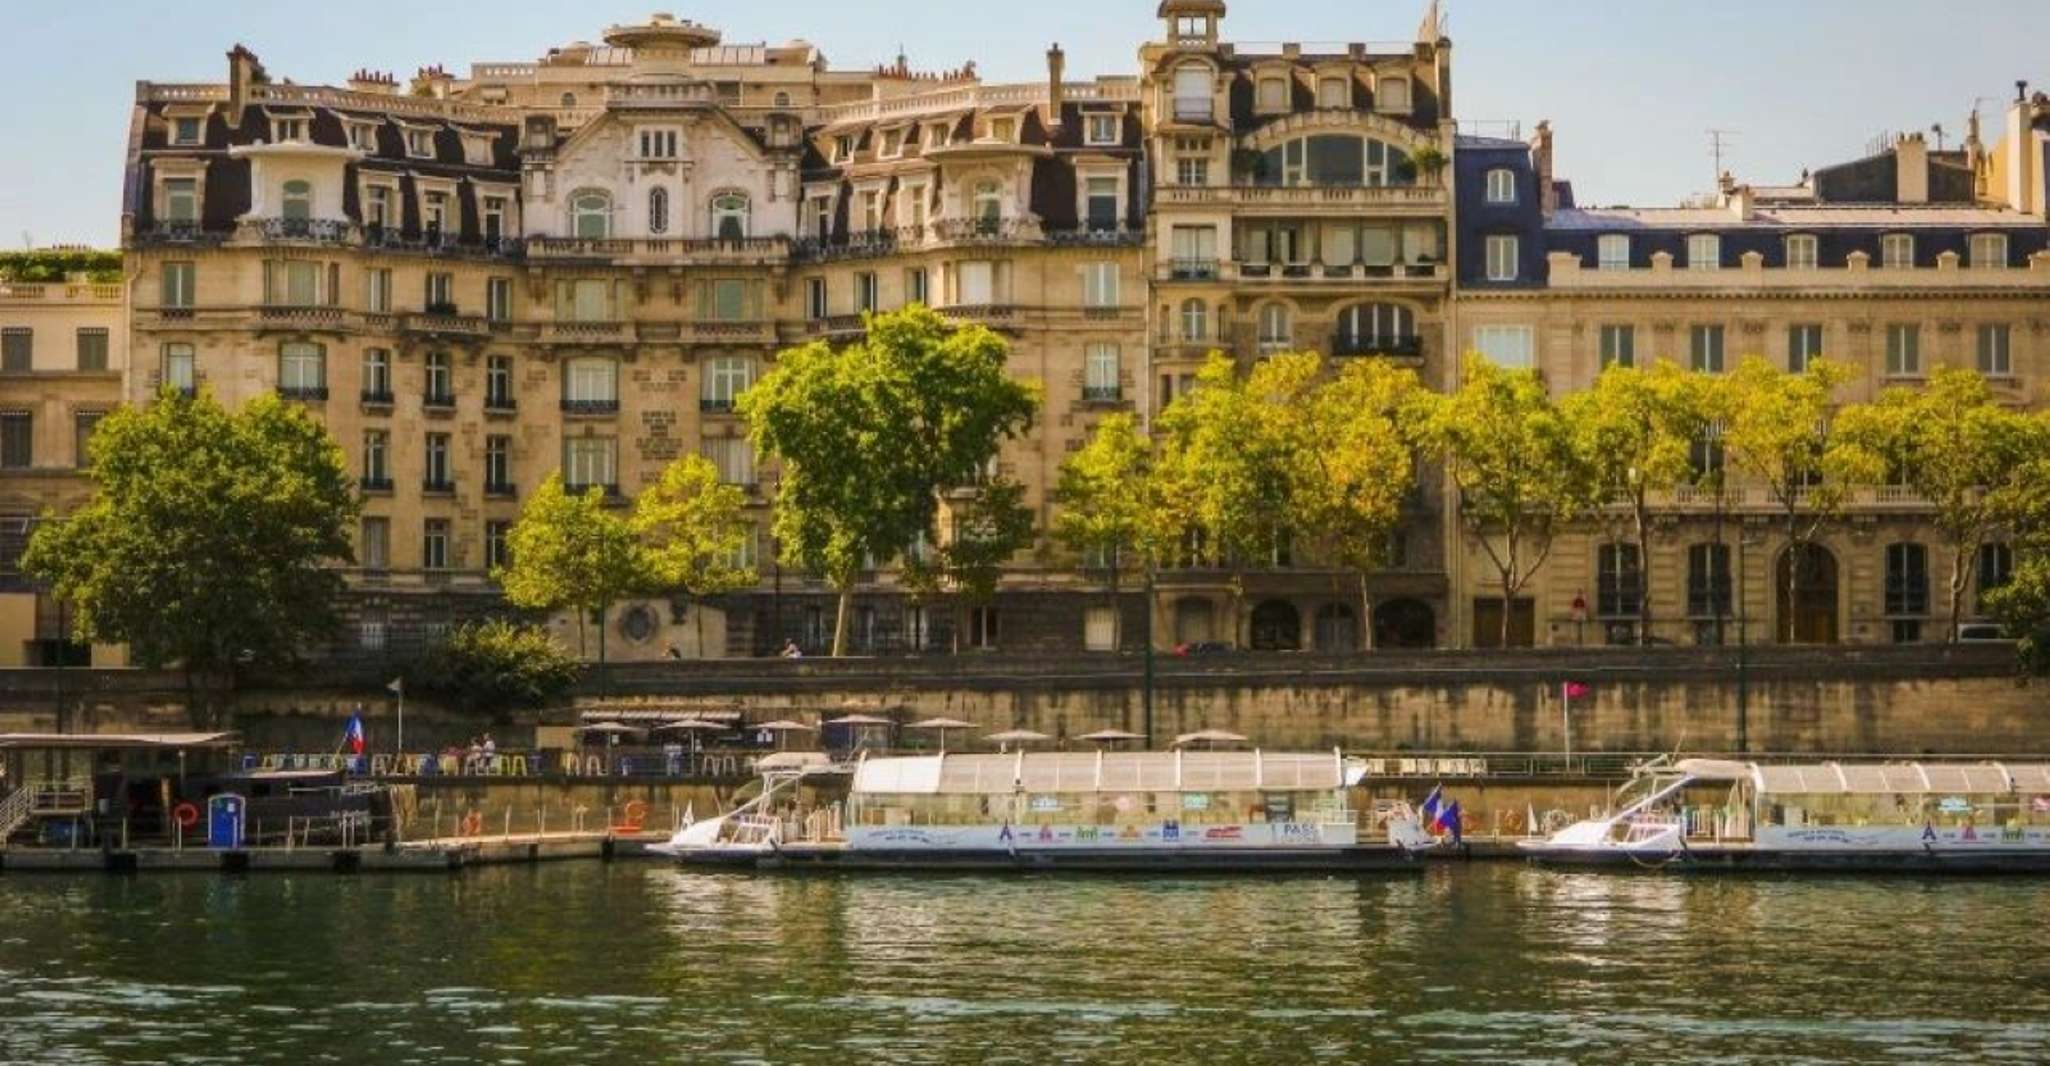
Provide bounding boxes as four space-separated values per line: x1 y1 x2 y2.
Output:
1520 758 2050 872
652 749 1437 872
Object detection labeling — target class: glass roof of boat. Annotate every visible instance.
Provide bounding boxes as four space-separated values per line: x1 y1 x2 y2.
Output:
1738 762 2050 795
852 751 1346 795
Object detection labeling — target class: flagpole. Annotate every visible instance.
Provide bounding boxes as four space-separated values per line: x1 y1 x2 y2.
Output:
1561 681 1572 763
397 682 405 756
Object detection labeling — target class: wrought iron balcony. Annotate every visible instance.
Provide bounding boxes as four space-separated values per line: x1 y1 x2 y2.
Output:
359 475 393 493
484 394 517 414
422 478 456 495
360 388 395 406
253 217 355 244
1168 258 1220 281
560 398 621 416
423 391 456 410
1081 385 1124 403
1330 334 1424 359
484 480 517 499
1046 225 1145 248
276 384 329 401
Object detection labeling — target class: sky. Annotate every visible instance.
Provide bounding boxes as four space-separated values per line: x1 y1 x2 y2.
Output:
2 0 2047 248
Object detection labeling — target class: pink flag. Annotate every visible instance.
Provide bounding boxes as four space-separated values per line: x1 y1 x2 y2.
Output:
1564 682 1591 701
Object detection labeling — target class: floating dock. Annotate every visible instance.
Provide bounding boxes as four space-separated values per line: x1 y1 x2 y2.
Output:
0 831 673 874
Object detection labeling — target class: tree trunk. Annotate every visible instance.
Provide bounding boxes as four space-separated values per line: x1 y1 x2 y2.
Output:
1500 588 1514 649
1108 554 1122 653
1359 570 1376 652
1634 492 1653 647
832 586 853 657
1947 545 1970 644
1784 511 1801 645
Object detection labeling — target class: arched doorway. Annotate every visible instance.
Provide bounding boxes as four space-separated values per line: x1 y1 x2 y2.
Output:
1777 543 1840 644
1250 600 1302 651
1376 598 1437 649
1173 598 1216 645
1313 603 1358 652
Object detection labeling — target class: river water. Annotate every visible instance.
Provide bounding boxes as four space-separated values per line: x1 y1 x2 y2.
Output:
1 862 2046 1064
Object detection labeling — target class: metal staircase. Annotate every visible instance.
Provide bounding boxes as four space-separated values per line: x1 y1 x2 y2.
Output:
0 784 33 843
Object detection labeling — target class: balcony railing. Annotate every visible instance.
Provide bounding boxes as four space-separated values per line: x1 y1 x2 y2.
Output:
1154 184 1445 209
484 394 517 414
1331 334 1424 359
1168 258 1220 281
1081 385 1124 403
565 482 623 500
137 221 224 247
359 475 393 493
931 217 1036 244
1046 226 1146 248
544 321 630 343
422 478 455 494
484 480 517 498
402 312 489 337
526 235 790 263
252 217 355 244
257 305 345 327
360 388 394 406
276 384 329 401
423 391 456 410
561 398 621 416
699 397 738 414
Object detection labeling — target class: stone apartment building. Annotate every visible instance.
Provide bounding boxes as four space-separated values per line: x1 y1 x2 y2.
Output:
0 2 2035 667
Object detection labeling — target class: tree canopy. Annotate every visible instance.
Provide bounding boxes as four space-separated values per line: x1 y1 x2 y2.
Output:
24 390 358 722
743 305 1039 654
412 620 582 716
1294 358 1423 648
630 454 757 599
497 473 644 659
1986 447 2050 675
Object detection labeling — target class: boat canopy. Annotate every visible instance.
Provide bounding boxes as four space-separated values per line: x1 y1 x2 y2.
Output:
852 750 1347 796
1676 759 2050 796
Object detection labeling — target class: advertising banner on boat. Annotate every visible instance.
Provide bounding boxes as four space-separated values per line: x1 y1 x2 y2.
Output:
846 821 1359 852
1761 823 2050 851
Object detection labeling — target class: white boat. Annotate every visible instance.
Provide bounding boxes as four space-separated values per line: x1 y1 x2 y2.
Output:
653 749 1437 872
1520 758 2050 872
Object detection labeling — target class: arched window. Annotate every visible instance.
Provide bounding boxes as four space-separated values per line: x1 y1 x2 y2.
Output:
1256 303 1292 353
281 180 313 221
647 187 669 235
1256 135 1412 188
1334 303 1416 355
560 92 577 108
773 91 792 107
570 190 611 239
1179 298 1209 341
710 192 749 240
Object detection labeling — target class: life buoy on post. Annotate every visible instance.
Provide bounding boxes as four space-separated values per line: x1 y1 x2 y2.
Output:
615 800 649 832
172 802 201 830
461 810 484 837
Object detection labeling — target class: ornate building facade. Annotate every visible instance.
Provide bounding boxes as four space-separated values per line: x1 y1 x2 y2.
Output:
12 3 2033 667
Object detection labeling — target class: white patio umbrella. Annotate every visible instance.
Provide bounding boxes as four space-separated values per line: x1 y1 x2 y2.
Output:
1077 728 1145 748
984 728 1052 753
825 713 894 750
752 719 818 751
905 717 976 752
653 718 725 753
1172 729 1250 749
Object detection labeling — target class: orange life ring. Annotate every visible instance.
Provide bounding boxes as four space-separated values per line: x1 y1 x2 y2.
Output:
172 802 201 830
461 810 484 837
620 800 649 830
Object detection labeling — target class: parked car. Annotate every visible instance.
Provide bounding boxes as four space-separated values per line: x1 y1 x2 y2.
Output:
1956 623 2014 644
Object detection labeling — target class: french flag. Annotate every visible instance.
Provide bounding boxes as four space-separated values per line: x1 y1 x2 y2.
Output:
1434 800 1464 843
1418 785 1444 828
343 713 366 756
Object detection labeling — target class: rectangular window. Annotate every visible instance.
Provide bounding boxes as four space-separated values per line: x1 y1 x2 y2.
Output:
854 272 879 313
1886 543 1930 617
1484 235 1519 281
362 430 389 486
808 197 833 239
74 412 102 469
1971 233 2010 269
1085 177 1120 231
1784 234 1819 270
1885 324 1920 377
1788 324 1823 373
702 437 756 486
485 520 511 571
1691 422 1726 480
1176 157 1210 186
565 359 618 404
699 279 752 321
162 343 195 394
486 278 512 322
269 260 323 306
366 268 392 313
278 341 325 394
161 262 196 308
1599 325 1635 369
486 355 514 409
361 518 389 572
1084 343 1120 401
425 351 453 404
1173 68 1215 121
1086 113 1120 145
482 197 507 244
1687 233 1721 270
1880 233 1915 269
1597 234 1630 271
484 435 511 493
365 186 394 230
702 357 754 411
405 128 434 159
967 606 1000 649
859 189 882 234
805 277 828 320
1082 262 1119 308
1979 543 2014 611
345 121 377 152
424 433 451 489
424 272 454 311
903 184 928 229
1473 325 1534 369
1 329 30 373
1690 324 1726 373
362 348 392 400
1485 168 1516 204
171 115 204 145
1687 543 1733 618
74 329 109 372
163 178 198 223
1978 324 2012 376
422 191 448 238
1597 543 1643 619
1170 226 1218 276
563 437 617 491
904 268 928 306
0 412 30 469
958 261 995 305
423 519 449 571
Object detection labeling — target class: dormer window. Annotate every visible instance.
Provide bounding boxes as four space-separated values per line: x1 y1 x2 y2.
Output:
271 117 308 143
833 135 855 163
1784 234 1819 270
880 128 904 158
1376 77 1411 115
1598 234 1631 271
989 117 1017 142
423 191 448 237
927 122 951 149
1172 65 1215 122
1881 232 1915 269
1485 168 1516 204
1085 114 1120 146
711 192 750 240
364 185 394 230
1971 232 2010 269
345 120 379 152
638 128 678 160
280 180 313 222
973 181 1003 229
404 127 435 159
570 190 612 239
1318 78 1350 109
1257 77 1289 112
807 195 832 239
1687 233 1722 271
459 131 495 166
773 91 792 107
171 115 205 146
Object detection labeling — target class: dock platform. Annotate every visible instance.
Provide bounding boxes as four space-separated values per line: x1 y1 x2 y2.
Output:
0 831 673 874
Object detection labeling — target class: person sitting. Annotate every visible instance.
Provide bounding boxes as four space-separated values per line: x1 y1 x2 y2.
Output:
780 639 804 659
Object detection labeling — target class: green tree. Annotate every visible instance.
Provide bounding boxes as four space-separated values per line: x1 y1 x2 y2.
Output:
1052 413 1156 650
23 389 358 726
498 474 646 667
1562 362 1714 644
906 478 1037 651
1836 367 2049 641
413 620 582 716
1412 356 1591 648
630 455 758 654
1153 352 1317 646
1720 357 1881 643
1295 359 1423 650
743 306 1039 655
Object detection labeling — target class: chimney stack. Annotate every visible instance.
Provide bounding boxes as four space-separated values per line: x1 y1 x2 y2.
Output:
1531 121 1556 217
1046 43 1066 128
1894 131 1929 204
227 45 266 112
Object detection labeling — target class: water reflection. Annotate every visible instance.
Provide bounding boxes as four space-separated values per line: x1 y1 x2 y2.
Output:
0 864 2046 1063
